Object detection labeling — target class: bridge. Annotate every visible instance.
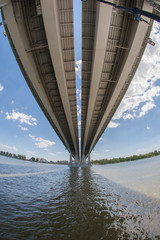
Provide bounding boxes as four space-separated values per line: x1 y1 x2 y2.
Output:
0 0 154 165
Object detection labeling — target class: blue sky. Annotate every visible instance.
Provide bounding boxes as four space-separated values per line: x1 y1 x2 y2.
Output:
0 2 160 161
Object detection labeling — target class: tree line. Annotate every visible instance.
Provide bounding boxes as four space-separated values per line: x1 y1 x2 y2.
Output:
0 151 26 160
0 151 48 163
91 150 160 165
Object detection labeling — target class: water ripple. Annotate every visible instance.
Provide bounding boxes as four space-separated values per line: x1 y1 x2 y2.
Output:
0 158 160 239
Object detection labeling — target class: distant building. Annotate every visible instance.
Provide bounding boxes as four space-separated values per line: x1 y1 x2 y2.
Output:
40 158 48 163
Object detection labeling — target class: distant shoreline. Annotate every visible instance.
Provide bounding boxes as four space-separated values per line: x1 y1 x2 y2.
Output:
91 150 160 165
0 151 68 165
1 150 160 166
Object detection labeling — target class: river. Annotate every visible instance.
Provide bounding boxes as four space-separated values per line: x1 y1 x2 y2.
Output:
0 155 160 240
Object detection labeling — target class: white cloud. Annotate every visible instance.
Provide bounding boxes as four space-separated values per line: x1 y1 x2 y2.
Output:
123 113 134 120
77 104 81 117
112 22 160 123
18 125 28 131
0 83 4 92
49 153 55 156
78 120 81 126
75 60 82 79
28 134 55 149
92 150 99 156
138 101 155 118
79 90 81 100
11 100 14 105
146 126 150 130
56 151 67 154
99 137 103 141
0 144 17 152
26 150 36 155
5 110 37 126
76 88 81 100
108 121 120 128
104 149 110 153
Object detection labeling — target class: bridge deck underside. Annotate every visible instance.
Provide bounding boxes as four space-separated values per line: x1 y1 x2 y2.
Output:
3 0 79 158
1 0 153 161
81 0 152 158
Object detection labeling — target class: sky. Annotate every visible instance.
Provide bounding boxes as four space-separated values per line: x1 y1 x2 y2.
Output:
0 2 160 162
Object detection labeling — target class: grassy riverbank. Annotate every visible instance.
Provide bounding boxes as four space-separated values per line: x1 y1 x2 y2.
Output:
91 150 160 165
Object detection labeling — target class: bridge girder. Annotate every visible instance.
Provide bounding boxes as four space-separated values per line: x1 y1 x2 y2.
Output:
1 0 79 159
0 0 154 162
81 0 153 160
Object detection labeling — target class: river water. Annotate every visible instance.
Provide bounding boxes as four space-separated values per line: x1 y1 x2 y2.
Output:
0 156 160 240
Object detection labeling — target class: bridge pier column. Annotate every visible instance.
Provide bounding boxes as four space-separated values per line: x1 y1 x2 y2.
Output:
68 153 80 167
88 153 91 164
82 154 86 163
74 154 79 164
69 153 72 164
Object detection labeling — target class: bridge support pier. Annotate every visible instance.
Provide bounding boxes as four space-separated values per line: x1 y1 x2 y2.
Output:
68 153 91 167
69 153 73 165
82 154 86 163
88 153 91 164
80 153 91 167
75 154 79 164
68 153 80 167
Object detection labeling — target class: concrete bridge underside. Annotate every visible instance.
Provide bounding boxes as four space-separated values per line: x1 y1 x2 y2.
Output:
0 0 154 164
81 0 153 161
1 0 79 161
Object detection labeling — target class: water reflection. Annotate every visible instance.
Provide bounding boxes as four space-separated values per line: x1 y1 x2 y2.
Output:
65 167 111 240
0 159 160 240
65 167 160 240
